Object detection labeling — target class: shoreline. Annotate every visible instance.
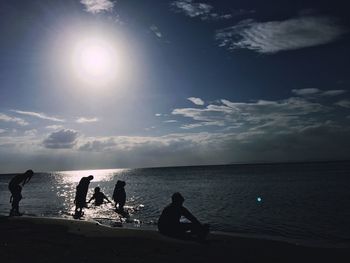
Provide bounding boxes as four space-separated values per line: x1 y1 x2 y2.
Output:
1 216 349 263
1 213 348 249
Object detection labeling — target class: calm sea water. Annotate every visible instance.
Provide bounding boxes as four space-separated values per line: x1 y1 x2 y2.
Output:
1 162 350 247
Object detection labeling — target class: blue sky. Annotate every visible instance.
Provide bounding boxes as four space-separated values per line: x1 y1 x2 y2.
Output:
0 0 350 173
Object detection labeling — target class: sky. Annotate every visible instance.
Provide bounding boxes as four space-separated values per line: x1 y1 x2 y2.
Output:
0 0 350 173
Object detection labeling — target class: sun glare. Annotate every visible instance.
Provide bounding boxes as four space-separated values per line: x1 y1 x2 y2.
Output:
71 37 118 86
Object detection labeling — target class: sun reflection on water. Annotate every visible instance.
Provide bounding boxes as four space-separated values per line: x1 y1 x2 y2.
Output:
49 168 146 227
56 168 127 183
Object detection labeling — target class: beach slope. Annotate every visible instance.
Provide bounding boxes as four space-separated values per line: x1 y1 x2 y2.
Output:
0 216 348 263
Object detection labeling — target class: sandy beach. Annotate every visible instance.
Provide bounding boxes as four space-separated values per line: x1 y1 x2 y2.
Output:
0 216 348 263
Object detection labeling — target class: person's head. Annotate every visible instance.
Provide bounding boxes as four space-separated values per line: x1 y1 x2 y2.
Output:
94 187 100 193
116 180 126 188
171 192 184 206
88 175 94 181
24 169 34 179
23 169 34 184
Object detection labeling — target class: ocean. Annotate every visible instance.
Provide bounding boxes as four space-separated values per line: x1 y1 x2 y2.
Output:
1 162 349 247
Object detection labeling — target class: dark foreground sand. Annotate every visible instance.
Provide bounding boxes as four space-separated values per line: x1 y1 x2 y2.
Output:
0 216 348 263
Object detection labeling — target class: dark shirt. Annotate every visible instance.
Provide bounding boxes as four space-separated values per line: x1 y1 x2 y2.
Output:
91 192 107 206
9 174 27 189
76 177 91 198
113 187 126 204
75 177 92 207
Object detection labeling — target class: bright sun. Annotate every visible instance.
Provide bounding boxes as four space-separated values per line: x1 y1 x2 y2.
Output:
71 37 118 86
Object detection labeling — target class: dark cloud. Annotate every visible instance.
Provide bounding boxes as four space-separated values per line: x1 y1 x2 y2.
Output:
292 88 347 97
79 138 116 151
43 129 78 149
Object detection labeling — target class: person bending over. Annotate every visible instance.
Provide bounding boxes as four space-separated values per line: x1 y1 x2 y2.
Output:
74 175 94 216
88 187 111 206
158 192 209 240
8 169 34 216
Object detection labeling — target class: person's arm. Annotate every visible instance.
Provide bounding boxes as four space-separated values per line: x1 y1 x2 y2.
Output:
103 194 111 203
88 194 95 203
181 207 201 226
22 173 33 186
23 177 29 185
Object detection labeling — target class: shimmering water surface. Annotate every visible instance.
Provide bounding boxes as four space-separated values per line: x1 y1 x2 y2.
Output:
1 162 350 247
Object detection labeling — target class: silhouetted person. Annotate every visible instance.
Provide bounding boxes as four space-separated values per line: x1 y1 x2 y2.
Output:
158 192 209 240
88 187 111 206
113 180 126 212
8 169 34 216
74 175 94 217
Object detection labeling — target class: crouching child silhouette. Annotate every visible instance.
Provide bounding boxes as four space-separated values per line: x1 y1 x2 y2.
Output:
88 187 111 206
158 192 209 241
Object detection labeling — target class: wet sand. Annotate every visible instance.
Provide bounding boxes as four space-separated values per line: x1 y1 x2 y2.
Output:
0 216 348 263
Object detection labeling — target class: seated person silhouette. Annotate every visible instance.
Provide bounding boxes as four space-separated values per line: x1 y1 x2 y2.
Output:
8 169 34 216
88 187 111 206
113 180 126 212
158 192 209 240
74 175 94 218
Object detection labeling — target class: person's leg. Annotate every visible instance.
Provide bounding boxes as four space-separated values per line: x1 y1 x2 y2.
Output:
161 223 192 239
10 199 16 215
12 186 22 215
119 201 125 212
13 199 19 214
11 194 21 215
178 223 210 240
180 223 193 233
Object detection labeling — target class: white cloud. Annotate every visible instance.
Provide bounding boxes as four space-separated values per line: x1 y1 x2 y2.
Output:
335 100 350 108
46 125 63 130
187 97 205 105
155 113 162 117
216 16 347 53
43 129 79 149
2 121 350 172
322 90 347 96
150 25 163 39
80 0 114 14
205 13 233 21
12 110 65 122
173 96 328 130
0 113 28 126
292 88 320 96
79 138 116 152
24 129 37 137
64 124 350 167
76 117 99 123
181 121 225 129
164 120 178 123
171 0 212 18
171 0 232 21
